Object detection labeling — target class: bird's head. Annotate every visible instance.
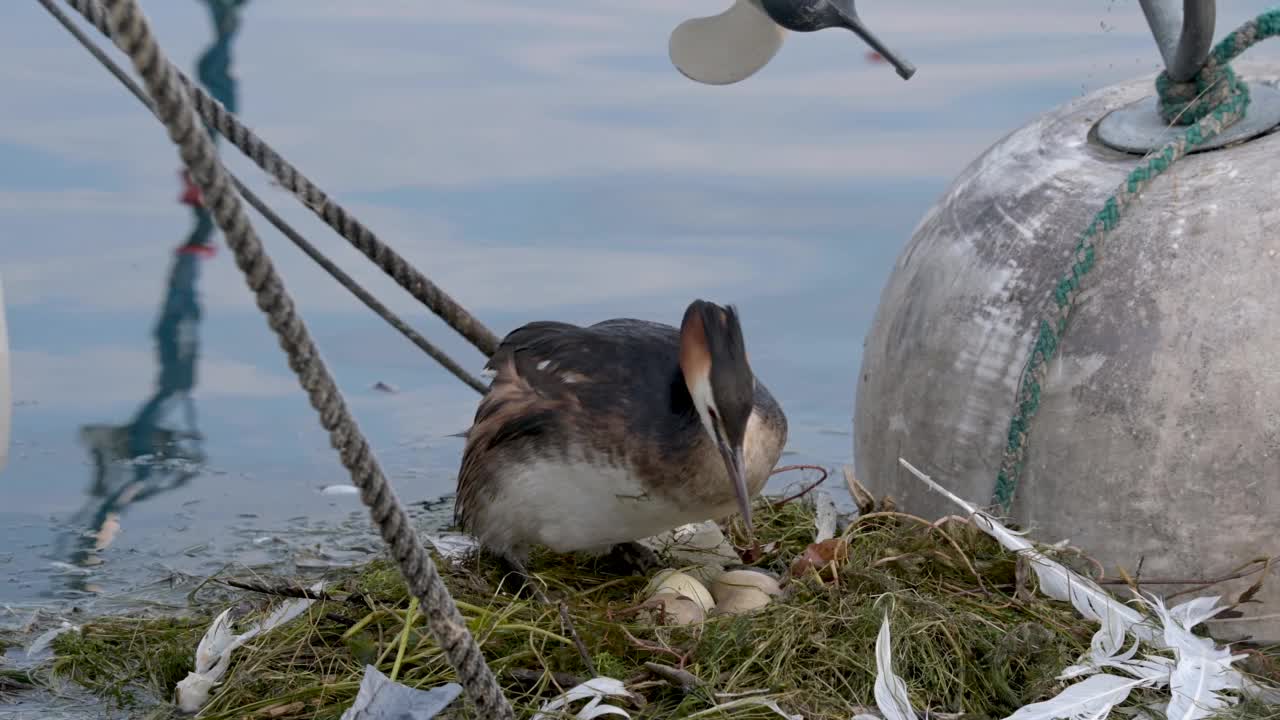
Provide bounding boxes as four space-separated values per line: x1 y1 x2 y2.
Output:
678 299 757 538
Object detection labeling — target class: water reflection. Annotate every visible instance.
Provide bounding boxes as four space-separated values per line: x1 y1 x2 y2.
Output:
52 0 249 592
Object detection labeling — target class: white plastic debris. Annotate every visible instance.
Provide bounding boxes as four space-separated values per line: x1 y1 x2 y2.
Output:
321 484 361 496
811 489 838 543
425 533 479 563
531 677 635 720
338 665 461 720
175 581 324 713
638 520 740 583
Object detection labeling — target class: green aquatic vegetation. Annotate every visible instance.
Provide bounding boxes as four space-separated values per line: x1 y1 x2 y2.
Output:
41 495 1280 719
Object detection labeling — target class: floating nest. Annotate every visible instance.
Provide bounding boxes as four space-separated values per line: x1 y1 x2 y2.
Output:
35 475 1280 719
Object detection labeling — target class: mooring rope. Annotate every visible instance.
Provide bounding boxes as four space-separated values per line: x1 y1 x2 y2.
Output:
64 0 503 360
89 0 514 714
38 0 489 393
993 9 1280 513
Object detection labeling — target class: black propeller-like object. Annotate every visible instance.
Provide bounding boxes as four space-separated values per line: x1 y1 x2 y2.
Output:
758 0 915 79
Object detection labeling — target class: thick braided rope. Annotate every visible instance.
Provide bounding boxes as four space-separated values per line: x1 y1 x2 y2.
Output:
37 0 487 393
992 9 1280 513
66 0 502 360
96 1 513 715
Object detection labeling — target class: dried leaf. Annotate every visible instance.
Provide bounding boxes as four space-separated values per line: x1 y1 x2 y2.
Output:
789 538 849 579
1234 558 1270 606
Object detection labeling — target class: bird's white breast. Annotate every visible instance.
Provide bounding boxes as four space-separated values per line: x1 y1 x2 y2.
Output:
485 454 731 554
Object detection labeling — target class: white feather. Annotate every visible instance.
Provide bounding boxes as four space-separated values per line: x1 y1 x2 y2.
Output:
176 582 325 713
24 620 79 658
897 459 1151 642
898 458 1274 718
1137 594 1247 720
1166 596 1232 639
1004 673 1157 720
1059 637 1139 681
873 612 919 720
532 677 634 720
1166 654 1244 720
1243 678 1280 705
193 607 236 674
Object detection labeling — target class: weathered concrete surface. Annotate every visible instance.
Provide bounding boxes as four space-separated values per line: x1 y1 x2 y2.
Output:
854 61 1280 643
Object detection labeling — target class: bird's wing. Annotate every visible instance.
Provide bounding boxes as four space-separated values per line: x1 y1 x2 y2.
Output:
486 318 679 392
454 319 684 528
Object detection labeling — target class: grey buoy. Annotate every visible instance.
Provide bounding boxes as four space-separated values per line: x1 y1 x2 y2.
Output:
854 1 1280 643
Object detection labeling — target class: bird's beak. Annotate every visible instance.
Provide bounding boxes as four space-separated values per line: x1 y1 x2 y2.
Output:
718 441 753 539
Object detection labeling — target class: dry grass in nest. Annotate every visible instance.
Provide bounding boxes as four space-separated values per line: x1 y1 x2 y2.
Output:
43 488 1280 719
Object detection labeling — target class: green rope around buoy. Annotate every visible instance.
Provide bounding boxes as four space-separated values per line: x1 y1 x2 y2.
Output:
992 8 1280 513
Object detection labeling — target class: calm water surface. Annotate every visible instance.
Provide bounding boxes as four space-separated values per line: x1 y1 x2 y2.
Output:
1 0 1276 635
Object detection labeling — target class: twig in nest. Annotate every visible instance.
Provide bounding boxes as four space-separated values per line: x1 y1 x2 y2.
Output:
323 612 356 628
928 514 971 530
1165 557 1274 601
514 573 598 676
1232 556 1273 608
842 465 877 515
644 661 703 692
855 510 936 527
769 464 830 507
558 600 598 678
505 668 584 690
222 578 334 601
619 625 689 667
604 598 661 622
1100 557 1273 600
856 510 989 591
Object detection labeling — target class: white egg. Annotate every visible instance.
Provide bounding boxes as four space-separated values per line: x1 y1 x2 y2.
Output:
649 591 707 625
644 569 716 613
708 569 781 615
710 569 781 600
710 588 772 615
